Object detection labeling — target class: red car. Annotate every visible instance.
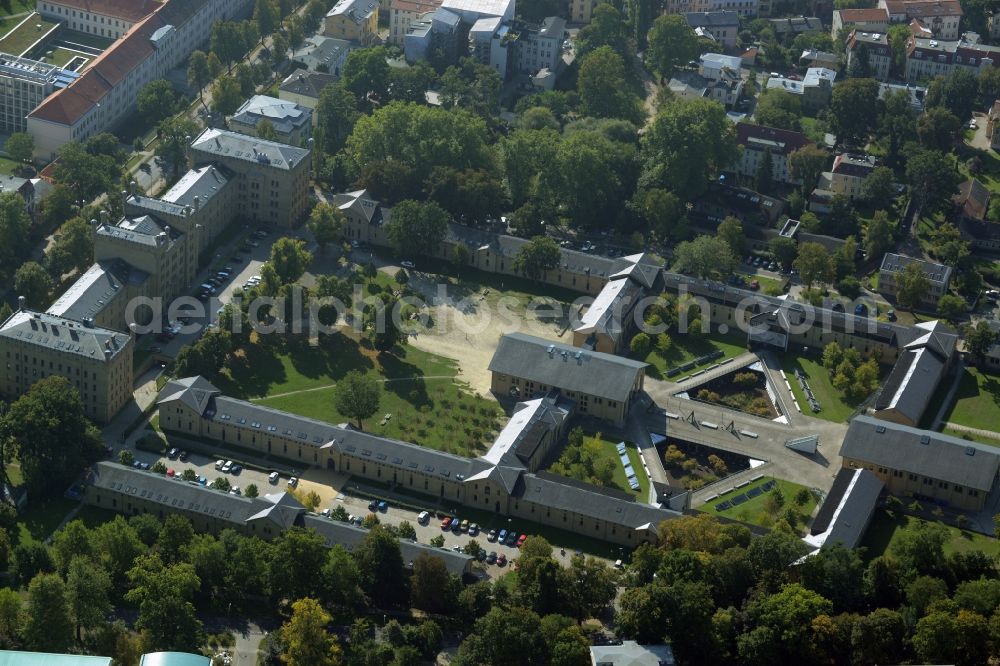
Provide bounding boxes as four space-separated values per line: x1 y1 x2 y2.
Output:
516 534 527 547
166 469 175 477
440 517 452 530
497 553 507 566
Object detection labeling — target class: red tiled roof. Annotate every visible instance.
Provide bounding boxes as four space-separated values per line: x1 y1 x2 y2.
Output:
838 8 889 22
46 0 159 22
900 0 963 18
736 123 811 155
953 179 990 221
389 0 442 13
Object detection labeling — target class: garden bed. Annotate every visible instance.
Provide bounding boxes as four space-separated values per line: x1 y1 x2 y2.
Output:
656 435 751 491
681 367 778 419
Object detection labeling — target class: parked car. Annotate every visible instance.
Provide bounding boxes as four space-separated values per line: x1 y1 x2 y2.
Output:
400 260 415 269
178 450 189 462
230 464 242 475
221 460 233 473
368 499 378 512
497 553 507 566
198 476 208 486
469 523 479 536
451 520 462 534
418 511 430 525
487 529 498 542
441 517 453 530
287 476 298 488
486 551 497 564
215 460 226 470
517 534 527 547
166 469 175 477
268 471 280 484
505 532 518 546
377 500 388 512
498 529 508 542
321 508 332 517
229 486 241 495
460 519 469 532
167 447 179 459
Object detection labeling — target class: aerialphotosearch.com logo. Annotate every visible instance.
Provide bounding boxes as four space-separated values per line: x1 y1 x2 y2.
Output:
123 283 886 341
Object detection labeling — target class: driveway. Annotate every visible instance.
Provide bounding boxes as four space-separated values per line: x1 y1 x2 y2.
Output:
967 112 992 152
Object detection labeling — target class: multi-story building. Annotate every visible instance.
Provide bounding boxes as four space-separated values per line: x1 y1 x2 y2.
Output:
878 253 952 309
324 0 379 44
989 99 1000 151
734 124 811 185
904 33 1000 85
389 0 442 45
229 95 313 145
402 7 461 63
765 67 836 113
572 256 662 355
683 11 739 49
832 7 889 37
37 0 159 39
84 461 475 574
846 30 892 81
0 308 133 423
841 416 998 511
953 179 998 252
189 128 311 228
289 35 354 74
515 16 564 75
278 70 340 112
768 16 823 36
489 333 647 426
825 153 876 199
439 0 513 24
469 16 514 78
0 53 79 134
872 320 955 426
668 69 742 107
880 0 962 40
156 375 678 546
27 0 255 160
665 0 757 17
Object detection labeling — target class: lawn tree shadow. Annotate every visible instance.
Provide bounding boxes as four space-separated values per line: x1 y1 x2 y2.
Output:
216 343 287 399
378 350 431 408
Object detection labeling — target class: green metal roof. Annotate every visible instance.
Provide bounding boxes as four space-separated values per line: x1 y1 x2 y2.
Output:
0 652 112 666
139 653 211 666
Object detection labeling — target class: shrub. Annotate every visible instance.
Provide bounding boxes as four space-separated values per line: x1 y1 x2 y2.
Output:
136 433 165 454
733 372 758 389
119 450 134 466
151 461 167 474
655 332 672 356
182 469 197 482
630 332 652 357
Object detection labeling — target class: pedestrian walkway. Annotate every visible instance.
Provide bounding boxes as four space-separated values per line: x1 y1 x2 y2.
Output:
943 422 1000 442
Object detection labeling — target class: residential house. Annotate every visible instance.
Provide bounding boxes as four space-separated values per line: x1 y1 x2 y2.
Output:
765 67 835 113
668 70 741 106
402 7 460 63
389 0 442 45
878 82 927 111
904 33 1000 84
156 376 679 546
229 95 313 145
988 99 1000 151
799 49 840 69
516 16 565 76
489 333 647 425
878 253 952 309
665 0 757 17
873 319 955 426
324 0 379 44
734 123 811 185
840 416 998 511
880 0 963 39
846 30 892 81
278 70 340 111
289 35 354 73
827 153 876 199
469 17 514 79
767 16 823 36
954 179 999 252
683 12 740 49
832 7 889 37
439 0 514 24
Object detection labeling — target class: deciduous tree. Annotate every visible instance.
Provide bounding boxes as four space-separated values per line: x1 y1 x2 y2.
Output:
332 371 380 430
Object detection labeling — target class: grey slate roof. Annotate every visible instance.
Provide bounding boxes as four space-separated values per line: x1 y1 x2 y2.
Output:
516 472 674 528
808 468 882 550
873 346 944 423
302 515 473 575
232 95 312 135
158 376 221 414
190 128 310 171
0 310 129 361
46 260 139 323
880 252 952 286
280 70 340 99
160 165 232 208
684 10 739 27
841 416 1000 491
488 332 647 402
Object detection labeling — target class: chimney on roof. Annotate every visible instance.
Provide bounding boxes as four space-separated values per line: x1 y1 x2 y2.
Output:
129 180 136 196
17 295 25 311
121 190 128 210
193 195 200 211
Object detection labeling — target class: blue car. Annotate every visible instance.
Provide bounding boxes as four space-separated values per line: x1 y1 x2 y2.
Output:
133 461 142 469
198 476 208 486
498 529 508 542
139 462 150 470
378 500 388 512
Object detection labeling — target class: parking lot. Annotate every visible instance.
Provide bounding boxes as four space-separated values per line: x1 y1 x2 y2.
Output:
130 444 290 497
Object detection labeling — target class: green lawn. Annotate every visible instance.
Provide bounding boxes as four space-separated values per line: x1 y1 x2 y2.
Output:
861 509 1000 559
799 117 827 145
212 335 504 457
941 426 1000 447
42 47 87 69
942 367 1000 433
0 155 21 175
14 496 79 545
638 331 749 380
0 0 36 19
698 476 817 534
545 435 650 500
58 30 115 49
0 15 57 56
777 353 875 423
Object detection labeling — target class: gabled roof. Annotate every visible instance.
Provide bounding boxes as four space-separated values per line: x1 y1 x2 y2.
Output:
189 128 310 171
488 333 646 402
841 416 1000 491
953 179 990 221
836 7 889 22
516 472 675 528
879 253 952 285
280 70 340 99
735 123 811 155
0 309 129 361
157 376 221 414
46 0 158 21
246 492 307 529
805 468 882 551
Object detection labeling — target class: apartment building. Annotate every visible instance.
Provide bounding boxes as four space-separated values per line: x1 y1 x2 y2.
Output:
989 99 1000 151
827 153 876 199
841 416 997 511
229 95 312 145
880 0 963 40
278 71 340 111
665 0 757 17
846 30 892 81
904 33 1000 85
734 124 811 185
389 0 442 45
832 7 889 37
683 11 740 49
324 0 380 44
0 308 132 423
569 0 600 24
156 376 677 546
572 256 662 355
878 253 952 309
516 16 565 75
27 0 254 160
0 53 79 134
37 0 159 39
764 67 836 113
189 128 311 228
